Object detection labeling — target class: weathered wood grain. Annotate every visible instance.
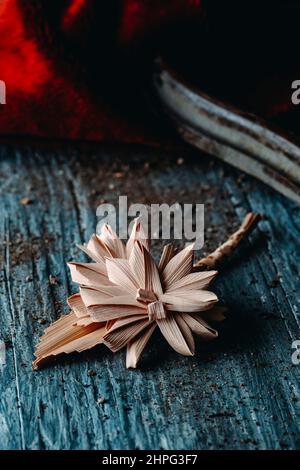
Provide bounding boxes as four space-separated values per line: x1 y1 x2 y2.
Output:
0 139 300 450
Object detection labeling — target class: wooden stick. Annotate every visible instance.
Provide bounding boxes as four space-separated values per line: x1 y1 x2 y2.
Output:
194 212 262 269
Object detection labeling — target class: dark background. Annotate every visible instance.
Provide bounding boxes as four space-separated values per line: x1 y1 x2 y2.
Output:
1 0 300 141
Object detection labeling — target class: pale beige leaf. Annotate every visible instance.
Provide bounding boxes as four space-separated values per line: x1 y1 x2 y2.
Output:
80 285 127 307
33 312 106 369
99 224 126 258
129 241 145 288
86 233 112 259
73 317 94 327
166 270 218 292
77 244 107 271
106 314 149 332
67 293 88 318
143 244 163 296
181 313 218 340
126 323 157 368
175 315 195 354
106 258 139 294
68 262 111 287
160 290 218 312
161 243 194 289
126 217 150 256
88 294 143 308
157 313 194 356
88 304 146 322
158 243 177 271
103 317 150 352
129 240 163 295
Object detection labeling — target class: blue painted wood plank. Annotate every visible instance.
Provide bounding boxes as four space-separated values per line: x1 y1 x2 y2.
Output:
0 139 300 449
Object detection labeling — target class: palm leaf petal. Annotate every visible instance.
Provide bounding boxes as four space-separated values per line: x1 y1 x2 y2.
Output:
158 243 177 271
129 241 146 288
106 258 139 295
160 290 218 312
126 322 157 368
103 316 150 352
161 243 194 289
166 271 218 292
157 313 194 356
127 217 150 256
181 313 218 340
99 224 126 258
88 303 146 322
68 262 111 287
175 314 195 354
80 285 128 306
86 233 112 259
67 293 88 318
143 245 163 296
33 312 106 369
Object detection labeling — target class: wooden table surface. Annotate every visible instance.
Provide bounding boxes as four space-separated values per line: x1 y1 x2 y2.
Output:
0 138 300 450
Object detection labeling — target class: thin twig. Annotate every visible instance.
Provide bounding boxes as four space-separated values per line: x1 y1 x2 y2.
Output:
194 212 262 269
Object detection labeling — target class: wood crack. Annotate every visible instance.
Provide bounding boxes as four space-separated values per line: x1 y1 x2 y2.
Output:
3 218 25 449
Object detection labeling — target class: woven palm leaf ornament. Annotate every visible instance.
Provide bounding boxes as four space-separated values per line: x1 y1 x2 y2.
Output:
33 214 260 369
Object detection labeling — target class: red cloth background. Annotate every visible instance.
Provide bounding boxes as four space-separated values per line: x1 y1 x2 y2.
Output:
0 0 202 143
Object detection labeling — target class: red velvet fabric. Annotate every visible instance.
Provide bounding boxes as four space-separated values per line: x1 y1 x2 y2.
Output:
0 0 202 143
